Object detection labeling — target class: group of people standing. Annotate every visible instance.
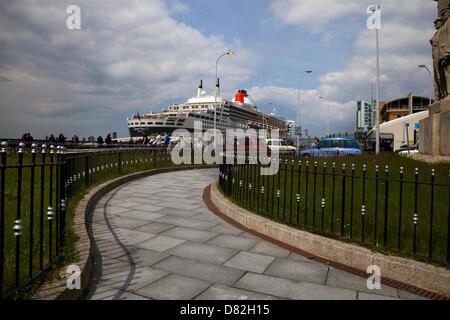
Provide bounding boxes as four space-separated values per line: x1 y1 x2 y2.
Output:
141 132 170 149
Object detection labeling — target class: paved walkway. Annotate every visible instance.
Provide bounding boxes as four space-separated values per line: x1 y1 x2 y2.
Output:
86 169 426 300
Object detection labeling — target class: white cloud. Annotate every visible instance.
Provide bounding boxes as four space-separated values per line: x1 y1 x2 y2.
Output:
0 0 254 137
270 0 361 32
262 0 436 136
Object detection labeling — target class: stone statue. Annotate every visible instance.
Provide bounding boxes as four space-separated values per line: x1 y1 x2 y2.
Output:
431 0 450 100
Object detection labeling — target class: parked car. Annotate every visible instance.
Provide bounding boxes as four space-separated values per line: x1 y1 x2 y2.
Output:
395 142 418 154
299 138 362 157
266 139 296 155
397 143 419 155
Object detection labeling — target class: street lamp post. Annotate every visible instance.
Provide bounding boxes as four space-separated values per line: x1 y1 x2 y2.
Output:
214 50 234 151
418 65 433 105
318 96 330 137
297 70 312 150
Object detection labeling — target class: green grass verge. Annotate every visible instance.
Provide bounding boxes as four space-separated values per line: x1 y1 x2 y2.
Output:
220 153 450 267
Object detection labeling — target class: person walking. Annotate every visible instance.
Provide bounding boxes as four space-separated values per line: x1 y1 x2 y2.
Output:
105 133 112 145
163 132 170 151
72 133 79 142
153 132 162 153
97 135 104 146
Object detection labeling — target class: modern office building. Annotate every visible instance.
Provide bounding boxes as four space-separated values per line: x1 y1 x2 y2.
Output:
355 100 377 139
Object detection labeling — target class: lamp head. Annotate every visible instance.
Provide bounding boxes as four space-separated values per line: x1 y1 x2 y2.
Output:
418 65 426 68
369 5 380 12
227 50 234 55
305 70 312 74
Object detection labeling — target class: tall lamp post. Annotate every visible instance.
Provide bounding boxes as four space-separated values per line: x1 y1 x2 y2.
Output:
318 96 330 137
368 5 381 154
297 70 312 150
418 65 433 105
214 50 234 150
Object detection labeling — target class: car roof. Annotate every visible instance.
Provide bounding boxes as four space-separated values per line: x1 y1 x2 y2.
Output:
322 137 355 141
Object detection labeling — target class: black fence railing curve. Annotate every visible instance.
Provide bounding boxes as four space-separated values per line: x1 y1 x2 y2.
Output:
219 157 450 267
0 141 179 298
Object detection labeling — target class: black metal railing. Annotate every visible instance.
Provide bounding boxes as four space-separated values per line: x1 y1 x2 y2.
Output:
0 142 179 298
219 157 450 267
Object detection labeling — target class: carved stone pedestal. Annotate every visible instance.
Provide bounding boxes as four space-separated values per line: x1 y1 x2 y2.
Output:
419 98 450 156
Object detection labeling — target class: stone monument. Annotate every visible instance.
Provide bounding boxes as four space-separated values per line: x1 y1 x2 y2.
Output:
419 0 450 156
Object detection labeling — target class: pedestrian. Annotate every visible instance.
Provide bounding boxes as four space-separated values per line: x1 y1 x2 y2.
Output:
311 138 319 148
163 132 170 150
153 132 162 152
97 135 104 146
48 134 56 145
20 133 26 143
105 133 112 145
72 133 79 142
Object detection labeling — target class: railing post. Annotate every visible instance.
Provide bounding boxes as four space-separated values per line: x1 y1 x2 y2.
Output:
15 143 24 288
118 152 122 174
0 142 7 296
413 168 419 256
383 166 389 246
340 163 346 237
429 169 435 259
29 144 37 278
85 155 89 188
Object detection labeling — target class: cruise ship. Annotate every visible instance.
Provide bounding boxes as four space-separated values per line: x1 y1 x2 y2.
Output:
127 80 295 138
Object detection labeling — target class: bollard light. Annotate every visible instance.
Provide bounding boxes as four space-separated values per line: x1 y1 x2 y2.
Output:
13 219 23 236
47 206 54 220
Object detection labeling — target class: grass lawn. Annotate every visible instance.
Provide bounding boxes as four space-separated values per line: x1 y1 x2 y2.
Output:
220 153 450 266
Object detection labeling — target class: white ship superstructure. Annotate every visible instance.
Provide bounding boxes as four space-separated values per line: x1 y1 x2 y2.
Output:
127 80 294 138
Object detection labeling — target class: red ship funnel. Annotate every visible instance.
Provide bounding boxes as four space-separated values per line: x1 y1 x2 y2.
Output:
235 90 248 103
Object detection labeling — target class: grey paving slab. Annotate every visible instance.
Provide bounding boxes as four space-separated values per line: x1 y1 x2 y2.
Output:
398 289 430 300
98 266 169 292
128 203 165 212
87 285 150 300
210 223 245 235
117 248 170 267
263 258 328 285
133 222 175 234
154 255 245 286
207 234 260 251
249 241 291 258
113 209 165 221
166 241 239 265
190 212 224 223
114 228 157 245
154 207 199 218
94 206 133 215
287 252 315 263
160 227 218 242
224 251 275 274
358 292 402 300
135 235 186 253
235 273 356 300
239 231 262 240
326 267 399 298
154 216 218 230
234 272 302 299
195 284 281 300
156 202 202 211
135 274 212 300
111 216 152 230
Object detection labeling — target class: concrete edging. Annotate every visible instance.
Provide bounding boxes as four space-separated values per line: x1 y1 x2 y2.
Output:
208 181 450 298
32 165 216 300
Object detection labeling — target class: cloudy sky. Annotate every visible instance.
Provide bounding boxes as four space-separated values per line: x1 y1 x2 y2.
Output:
0 0 436 139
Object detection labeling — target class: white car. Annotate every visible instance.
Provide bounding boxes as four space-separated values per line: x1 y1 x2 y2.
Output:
266 139 296 155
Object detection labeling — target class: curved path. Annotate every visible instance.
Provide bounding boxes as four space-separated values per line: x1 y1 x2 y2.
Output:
86 169 426 300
